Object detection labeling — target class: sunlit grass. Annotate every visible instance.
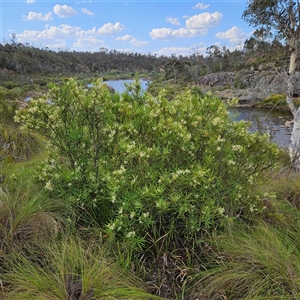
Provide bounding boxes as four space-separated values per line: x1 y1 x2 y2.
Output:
3 235 159 300
189 212 300 299
0 178 65 252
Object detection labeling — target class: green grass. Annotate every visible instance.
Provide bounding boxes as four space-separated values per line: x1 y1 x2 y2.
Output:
189 211 300 299
3 235 158 300
0 178 66 252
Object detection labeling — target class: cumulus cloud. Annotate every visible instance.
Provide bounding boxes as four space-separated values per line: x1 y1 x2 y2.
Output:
216 26 246 45
72 37 105 50
53 4 77 18
116 34 148 46
98 22 125 35
14 22 126 51
81 8 94 17
23 11 53 21
166 17 180 26
27 0 36 4
186 12 222 29
193 3 210 10
154 47 192 57
150 11 221 40
149 27 207 40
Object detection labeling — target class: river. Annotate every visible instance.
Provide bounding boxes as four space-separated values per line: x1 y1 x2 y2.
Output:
231 107 292 148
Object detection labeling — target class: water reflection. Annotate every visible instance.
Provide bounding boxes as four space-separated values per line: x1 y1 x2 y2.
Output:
231 107 293 148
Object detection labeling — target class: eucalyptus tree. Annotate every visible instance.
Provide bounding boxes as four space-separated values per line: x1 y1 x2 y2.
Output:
243 0 300 169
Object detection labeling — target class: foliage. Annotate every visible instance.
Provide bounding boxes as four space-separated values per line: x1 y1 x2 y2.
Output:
261 93 286 107
190 213 300 299
0 179 64 253
15 78 279 253
3 236 156 299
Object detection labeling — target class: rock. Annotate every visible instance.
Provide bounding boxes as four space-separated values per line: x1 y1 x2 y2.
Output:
197 70 300 104
104 84 115 93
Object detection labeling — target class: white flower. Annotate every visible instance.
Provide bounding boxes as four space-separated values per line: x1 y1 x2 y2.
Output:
45 181 53 191
126 231 136 238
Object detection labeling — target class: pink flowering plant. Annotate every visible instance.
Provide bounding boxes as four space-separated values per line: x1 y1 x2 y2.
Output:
15 77 279 250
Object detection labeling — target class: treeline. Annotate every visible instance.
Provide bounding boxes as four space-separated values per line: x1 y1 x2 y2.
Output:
0 34 292 82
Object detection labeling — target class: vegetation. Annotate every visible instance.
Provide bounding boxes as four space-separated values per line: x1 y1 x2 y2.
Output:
2 24 300 298
1 75 299 299
243 0 300 169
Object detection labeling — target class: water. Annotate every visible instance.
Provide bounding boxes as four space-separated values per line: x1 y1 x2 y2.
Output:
104 79 149 93
87 79 149 93
232 107 293 148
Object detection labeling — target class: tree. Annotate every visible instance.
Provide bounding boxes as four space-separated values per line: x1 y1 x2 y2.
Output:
243 0 300 169
206 45 223 72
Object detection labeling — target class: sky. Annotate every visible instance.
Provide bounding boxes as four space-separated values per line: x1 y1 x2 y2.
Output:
0 0 255 56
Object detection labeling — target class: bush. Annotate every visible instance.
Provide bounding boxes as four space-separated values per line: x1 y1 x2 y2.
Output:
262 93 286 107
15 77 279 252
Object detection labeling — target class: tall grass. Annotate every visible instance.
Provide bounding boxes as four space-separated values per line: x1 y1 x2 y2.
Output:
189 209 300 299
3 235 159 299
0 179 65 252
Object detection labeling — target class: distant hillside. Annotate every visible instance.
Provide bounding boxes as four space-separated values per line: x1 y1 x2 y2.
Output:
0 38 293 82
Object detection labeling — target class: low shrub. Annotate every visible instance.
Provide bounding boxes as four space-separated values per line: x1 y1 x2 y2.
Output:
15 77 279 253
262 93 286 107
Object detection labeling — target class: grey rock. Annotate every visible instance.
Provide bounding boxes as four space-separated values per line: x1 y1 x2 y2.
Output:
197 70 300 104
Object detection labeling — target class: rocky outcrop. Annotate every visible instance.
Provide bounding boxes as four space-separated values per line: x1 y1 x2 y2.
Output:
197 70 300 104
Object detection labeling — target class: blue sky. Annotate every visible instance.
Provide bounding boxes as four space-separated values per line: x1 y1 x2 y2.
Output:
1 0 255 56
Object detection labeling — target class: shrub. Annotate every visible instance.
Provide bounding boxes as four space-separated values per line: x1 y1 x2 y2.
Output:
262 93 286 107
15 77 279 252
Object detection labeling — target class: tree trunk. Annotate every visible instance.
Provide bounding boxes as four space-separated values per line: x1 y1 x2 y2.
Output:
287 47 300 169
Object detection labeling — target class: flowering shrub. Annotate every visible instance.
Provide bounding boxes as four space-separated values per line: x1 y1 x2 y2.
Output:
15 77 279 249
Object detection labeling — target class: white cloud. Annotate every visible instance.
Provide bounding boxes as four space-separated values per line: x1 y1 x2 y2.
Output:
23 11 53 21
150 11 221 40
14 23 125 51
154 47 192 57
27 0 36 4
149 27 207 40
166 17 180 26
116 34 132 41
216 26 246 45
193 3 210 10
16 29 67 49
15 24 92 49
116 34 148 46
98 22 125 35
130 38 148 46
53 4 77 18
72 37 105 51
186 12 222 29
81 8 94 17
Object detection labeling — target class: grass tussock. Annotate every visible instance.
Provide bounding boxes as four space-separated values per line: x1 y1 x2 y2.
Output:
189 213 300 300
3 236 158 300
0 179 65 252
